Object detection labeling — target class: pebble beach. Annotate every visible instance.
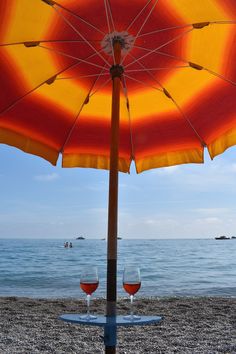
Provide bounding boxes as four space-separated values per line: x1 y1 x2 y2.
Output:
0 296 235 353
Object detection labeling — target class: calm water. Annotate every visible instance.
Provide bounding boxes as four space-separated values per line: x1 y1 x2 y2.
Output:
0 238 235 298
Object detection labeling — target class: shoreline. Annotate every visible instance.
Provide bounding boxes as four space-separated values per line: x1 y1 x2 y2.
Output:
0 296 236 353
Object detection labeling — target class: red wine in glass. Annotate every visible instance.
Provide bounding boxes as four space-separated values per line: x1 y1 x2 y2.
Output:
123 266 141 321
123 282 141 296
80 282 99 295
80 267 99 320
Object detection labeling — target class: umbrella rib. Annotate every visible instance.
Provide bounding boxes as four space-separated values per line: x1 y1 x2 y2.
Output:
104 0 116 64
126 66 189 73
126 51 164 90
125 28 194 68
137 20 236 38
52 1 106 36
39 44 108 70
169 96 207 147
124 74 162 91
121 76 136 163
52 6 111 67
0 51 100 116
137 24 193 37
134 45 186 59
138 46 236 86
126 52 207 147
90 77 111 98
121 0 159 65
107 0 116 32
125 0 153 32
0 39 101 47
209 20 236 25
203 69 236 87
161 51 236 86
57 73 110 81
60 65 109 153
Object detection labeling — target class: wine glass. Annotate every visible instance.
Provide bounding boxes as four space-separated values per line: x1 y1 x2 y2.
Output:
80 266 99 320
123 266 141 321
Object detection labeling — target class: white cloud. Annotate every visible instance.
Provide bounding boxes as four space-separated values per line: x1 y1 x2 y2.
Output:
203 217 221 224
153 165 180 175
34 173 59 182
230 163 236 172
194 207 230 215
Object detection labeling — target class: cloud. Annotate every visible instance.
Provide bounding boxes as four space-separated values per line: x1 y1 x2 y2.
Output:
152 165 180 175
194 207 230 215
34 173 59 182
203 217 221 223
119 183 140 190
230 163 236 172
86 181 107 192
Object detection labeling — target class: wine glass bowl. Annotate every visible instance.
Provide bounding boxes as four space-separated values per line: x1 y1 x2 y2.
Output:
80 266 99 320
80 281 99 295
123 282 141 296
123 266 141 321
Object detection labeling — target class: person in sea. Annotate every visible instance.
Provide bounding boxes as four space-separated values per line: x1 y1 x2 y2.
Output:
69 242 73 248
64 242 69 248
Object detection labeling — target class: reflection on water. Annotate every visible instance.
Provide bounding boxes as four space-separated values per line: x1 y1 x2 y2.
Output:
0 238 235 298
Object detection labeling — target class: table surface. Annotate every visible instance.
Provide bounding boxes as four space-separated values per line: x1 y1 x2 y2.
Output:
59 314 163 327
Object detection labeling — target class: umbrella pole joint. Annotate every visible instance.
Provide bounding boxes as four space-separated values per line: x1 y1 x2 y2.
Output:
110 64 124 79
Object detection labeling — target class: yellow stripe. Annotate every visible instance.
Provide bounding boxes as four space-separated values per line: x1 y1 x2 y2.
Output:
167 0 230 23
208 127 236 159
63 153 131 173
4 0 57 91
129 69 217 122
129 89 176 120
37 79 88 116
80 88 129 124
164 67 217 108
185 26 231 73
5 45 57 90
136 148 203 173
0 127 58 165
4 0 53 43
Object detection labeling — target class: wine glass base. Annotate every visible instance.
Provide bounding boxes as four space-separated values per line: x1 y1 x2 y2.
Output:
79 314 97 321
123 314 141 321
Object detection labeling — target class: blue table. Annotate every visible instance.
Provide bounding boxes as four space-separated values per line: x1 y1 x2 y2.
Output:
59 314 163 346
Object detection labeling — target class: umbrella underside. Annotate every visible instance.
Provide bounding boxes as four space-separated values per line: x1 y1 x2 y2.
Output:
1 0 236 173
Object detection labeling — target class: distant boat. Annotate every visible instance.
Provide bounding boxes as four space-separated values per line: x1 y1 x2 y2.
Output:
215 236 230 240
76 236 85 240
231 236 236 239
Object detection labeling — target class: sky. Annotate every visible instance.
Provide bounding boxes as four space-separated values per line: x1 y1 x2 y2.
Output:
1 143 236 239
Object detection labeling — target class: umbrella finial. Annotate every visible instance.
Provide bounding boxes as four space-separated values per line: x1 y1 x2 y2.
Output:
101 31 134 57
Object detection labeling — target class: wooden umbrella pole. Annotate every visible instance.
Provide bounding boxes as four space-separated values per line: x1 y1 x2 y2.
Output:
105 41 123 354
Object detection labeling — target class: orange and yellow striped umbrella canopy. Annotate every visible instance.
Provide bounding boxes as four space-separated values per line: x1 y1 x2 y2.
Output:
0 0 236 173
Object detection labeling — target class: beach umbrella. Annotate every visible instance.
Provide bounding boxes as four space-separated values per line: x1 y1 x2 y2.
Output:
1 1 236 352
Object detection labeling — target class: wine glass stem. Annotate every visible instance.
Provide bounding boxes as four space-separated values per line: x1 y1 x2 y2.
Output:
130 295 134 318
86 294 91 316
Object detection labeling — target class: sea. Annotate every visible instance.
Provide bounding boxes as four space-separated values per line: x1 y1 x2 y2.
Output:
0 238 235 298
